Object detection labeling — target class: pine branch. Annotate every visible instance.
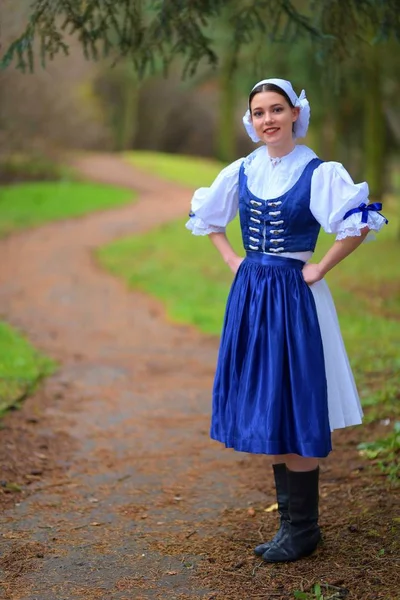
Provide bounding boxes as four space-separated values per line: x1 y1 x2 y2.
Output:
1 0 399 75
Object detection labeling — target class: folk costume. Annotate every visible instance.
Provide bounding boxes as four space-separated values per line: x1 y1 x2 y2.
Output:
186 79 387 562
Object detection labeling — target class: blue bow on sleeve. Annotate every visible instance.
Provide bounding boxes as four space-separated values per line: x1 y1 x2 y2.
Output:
343 202 388 224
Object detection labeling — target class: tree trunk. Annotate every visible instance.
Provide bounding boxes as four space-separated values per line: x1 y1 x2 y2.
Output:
363 45 386 201
114 75 139 151
215 48 236 163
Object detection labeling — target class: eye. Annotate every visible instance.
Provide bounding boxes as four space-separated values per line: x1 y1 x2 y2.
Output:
253 110 263 118
273 107 283 113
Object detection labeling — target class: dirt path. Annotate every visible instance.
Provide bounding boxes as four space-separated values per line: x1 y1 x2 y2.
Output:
0 155 398 600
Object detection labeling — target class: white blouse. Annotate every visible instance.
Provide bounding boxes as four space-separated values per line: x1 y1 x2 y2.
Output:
186 145 386 260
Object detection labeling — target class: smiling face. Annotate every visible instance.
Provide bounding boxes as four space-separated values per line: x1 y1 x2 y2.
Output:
250 91 300 152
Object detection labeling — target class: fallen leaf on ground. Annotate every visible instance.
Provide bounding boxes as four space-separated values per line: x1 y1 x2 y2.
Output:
5 482 22 492
264 502 278 512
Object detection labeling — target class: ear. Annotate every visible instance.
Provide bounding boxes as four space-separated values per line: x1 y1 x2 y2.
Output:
292 107 300 122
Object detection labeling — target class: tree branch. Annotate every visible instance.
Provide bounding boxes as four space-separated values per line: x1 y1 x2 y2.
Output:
1 0 399 75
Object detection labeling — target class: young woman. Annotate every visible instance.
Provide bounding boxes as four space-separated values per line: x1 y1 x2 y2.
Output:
186 78 387 563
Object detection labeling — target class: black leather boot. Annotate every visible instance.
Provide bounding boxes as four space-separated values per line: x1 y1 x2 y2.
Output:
254 463 289 556
261 467 321 563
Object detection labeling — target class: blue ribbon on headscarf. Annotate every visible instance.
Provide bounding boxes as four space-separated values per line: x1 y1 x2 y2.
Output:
343 202 388 224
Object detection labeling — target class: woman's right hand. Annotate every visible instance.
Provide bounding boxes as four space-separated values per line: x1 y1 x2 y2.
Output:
208 233 244 276
227 255 244 275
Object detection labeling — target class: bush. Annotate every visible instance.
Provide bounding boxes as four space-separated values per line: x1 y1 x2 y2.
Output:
0 154 72 184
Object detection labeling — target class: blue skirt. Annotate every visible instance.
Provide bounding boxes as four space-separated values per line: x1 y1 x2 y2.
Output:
211 253 332 458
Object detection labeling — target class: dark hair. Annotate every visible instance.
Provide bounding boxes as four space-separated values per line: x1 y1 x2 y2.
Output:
249 83 294 109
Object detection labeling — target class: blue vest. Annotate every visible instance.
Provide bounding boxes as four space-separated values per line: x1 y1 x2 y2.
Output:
238 157 323 254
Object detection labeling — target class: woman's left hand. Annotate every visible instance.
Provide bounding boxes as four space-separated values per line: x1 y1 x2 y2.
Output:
302 263 325 285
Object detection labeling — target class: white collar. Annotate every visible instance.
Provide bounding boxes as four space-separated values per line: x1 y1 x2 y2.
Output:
266 144 298 167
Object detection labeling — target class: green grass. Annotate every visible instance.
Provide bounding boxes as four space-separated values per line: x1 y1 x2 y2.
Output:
0 180 136 238
98 216 241 334
0 322 56 417
125 150 225 188
99 152 400 480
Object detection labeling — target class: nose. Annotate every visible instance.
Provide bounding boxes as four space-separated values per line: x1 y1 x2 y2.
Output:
264 111 274 125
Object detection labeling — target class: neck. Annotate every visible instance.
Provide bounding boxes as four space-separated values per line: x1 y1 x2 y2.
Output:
266 141 296 159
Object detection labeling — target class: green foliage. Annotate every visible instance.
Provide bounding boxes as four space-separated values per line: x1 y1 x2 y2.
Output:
294 582 349 599
361 379 400 424
358 422 400 482
294 583 324 600
2 1 400 77
0 154 72 184
0 181 135 237
0 322 55 417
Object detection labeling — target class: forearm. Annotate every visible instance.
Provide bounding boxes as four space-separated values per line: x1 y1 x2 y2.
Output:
319 228 369 276
209 231 240 269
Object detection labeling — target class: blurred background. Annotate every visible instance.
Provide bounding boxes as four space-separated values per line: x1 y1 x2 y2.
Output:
1 0 400 201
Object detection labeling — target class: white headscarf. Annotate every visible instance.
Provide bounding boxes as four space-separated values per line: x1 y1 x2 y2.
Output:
242 78 310 142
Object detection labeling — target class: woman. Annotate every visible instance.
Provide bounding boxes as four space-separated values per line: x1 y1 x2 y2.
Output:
186 78 387 563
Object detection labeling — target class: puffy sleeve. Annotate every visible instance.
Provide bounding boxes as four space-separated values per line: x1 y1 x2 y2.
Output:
185 158 243 235
310 162 388 241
